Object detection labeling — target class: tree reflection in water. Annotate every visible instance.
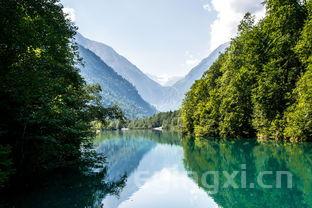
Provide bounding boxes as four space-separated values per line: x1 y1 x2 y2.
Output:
1 163 126 208
183 137 312 208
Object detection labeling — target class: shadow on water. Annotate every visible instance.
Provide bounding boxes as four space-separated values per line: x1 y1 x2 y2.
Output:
0 167 126 208
182 137 312 208
0 130 180 208
2 131 312 208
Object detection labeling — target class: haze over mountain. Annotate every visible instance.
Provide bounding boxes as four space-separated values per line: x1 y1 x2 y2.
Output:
146 74 182 87
75 33 183 111
77 44 156 119
76 33 228 112
172 42 230 96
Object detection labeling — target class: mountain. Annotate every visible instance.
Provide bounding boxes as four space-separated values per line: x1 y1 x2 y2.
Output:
96 136 155 182
172 42 230 96
75 33 181 111
77 44 156 119
76 33 228 111
146 74 182 86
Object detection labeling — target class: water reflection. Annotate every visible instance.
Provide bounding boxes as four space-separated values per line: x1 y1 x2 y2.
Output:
98 131 218 208
0 168 125 208
2 131 312 208
183 137 312 208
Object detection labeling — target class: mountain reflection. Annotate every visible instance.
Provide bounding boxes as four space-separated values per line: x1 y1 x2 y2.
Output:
3 131 312 208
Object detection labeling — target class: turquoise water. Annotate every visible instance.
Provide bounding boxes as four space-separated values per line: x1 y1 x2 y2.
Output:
2 130 312 208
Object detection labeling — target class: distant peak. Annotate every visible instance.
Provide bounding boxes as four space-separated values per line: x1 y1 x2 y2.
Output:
147 73 182 87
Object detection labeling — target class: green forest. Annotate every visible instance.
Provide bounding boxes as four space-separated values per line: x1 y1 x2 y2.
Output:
181 0 312 141
0 0 123 189
126 111 181 131
1 0 312 197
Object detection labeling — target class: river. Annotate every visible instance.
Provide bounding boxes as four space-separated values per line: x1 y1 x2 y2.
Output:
2 130 312 208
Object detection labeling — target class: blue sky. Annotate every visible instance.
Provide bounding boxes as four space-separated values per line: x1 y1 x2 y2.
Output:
61 0 265 78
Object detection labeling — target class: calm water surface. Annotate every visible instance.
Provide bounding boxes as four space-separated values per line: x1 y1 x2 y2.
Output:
2 130 312 208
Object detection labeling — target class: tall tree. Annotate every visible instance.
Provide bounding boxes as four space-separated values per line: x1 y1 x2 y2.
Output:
218 13 262 138
284 0 312 140
0 0 122 187
252 0 306 139
181 0 311 140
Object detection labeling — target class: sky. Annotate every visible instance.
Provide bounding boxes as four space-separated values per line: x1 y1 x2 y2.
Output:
61 0 265 78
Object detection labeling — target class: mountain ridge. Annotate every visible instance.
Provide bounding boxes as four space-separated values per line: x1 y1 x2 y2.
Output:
75 32 228 112
173 42 230 95
75 33 181 111
77 44 157 119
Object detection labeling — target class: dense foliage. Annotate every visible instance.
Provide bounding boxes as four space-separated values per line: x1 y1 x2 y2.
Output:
127 111 181 131
0 0 122 189
181 0 312 140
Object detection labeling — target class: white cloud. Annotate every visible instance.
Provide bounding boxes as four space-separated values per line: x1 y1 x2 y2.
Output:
63 7 76 22
203 4 213 12
206 0 265 51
